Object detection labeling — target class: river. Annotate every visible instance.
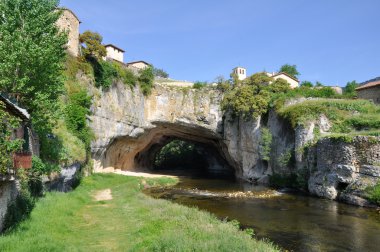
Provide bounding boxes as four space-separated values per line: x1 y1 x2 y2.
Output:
145 177 380 252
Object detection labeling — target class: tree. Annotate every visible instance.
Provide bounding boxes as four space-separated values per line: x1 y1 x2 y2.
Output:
138 67 155 96
315 81 324 87
0 0 67 134
344 81 359 97
153 67 169 78
79 30 107 59
300 81 313 88
279 64 300 79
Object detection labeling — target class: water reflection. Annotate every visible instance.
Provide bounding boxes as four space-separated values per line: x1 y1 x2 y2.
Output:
145 178 380 252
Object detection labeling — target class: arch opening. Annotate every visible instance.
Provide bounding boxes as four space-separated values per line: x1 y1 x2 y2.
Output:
98 123 238 179
150 139 234 179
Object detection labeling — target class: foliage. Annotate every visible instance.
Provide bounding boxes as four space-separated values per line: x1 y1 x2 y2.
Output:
215 76 231 91
138 67 155 96
0 174 279 251
153 67 169 78
88 57 118 89
365 183 380 205
0 102 23 174
343 80 359 98
0 0 69 169
300 81 313 88
278 64 300 79
259 128 272 161
155 140 207 170
278 99 380 135
277 149 293 167
193 81 208 89
222 73 290 119
65 89 93 151
79 31 107 60
112 62 137 87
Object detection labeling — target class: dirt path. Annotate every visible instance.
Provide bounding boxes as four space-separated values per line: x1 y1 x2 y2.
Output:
93 189 113 201
113 170 178 179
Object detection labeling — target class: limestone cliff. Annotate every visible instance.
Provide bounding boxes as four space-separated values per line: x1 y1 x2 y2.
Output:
89 81 380 206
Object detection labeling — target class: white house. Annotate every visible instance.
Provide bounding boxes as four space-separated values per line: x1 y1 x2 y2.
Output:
126 61 151 70
267 72 299 89
105 44 125 63
232 67 247 81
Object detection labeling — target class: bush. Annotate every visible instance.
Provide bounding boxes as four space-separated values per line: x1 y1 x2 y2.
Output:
153 67 169 78
259 128 272 161
65 89 93 151
193 81 208 89
112 62 137 87
365 183 380 205
138 67 155 96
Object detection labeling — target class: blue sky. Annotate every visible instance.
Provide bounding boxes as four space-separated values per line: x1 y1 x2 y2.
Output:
60 0 379 86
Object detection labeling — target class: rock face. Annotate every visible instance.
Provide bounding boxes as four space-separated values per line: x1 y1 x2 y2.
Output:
90 81 380 206
44 163 82 192
307 137 380 206
90 82 268 180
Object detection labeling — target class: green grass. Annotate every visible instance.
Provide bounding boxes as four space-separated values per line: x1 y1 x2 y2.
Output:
0 174 278 252
365 183 380 205
278 99 380 134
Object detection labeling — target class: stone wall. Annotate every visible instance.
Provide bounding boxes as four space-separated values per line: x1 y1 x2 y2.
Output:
0 181 18 232
357 86 380 104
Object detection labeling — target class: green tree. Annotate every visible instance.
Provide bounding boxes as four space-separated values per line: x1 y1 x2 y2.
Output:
153 67 169 78
315 81 324 87
138 67 155 96
79 31 107 60
0 0 67 138
300 81 313 88
344 80 359 97
279 64 300 79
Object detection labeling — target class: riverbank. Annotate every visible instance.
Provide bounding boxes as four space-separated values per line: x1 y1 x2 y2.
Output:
0 174 279 251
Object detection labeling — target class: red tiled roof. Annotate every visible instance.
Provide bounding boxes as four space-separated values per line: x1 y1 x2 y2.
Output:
356 80 380 91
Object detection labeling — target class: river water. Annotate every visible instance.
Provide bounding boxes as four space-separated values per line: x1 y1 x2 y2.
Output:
145 177 380 252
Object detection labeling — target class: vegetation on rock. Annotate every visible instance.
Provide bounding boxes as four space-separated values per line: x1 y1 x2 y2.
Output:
79 31 107 60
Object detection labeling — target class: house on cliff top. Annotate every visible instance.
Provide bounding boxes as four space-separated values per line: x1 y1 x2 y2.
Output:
356 77 380 104
232 67 300 88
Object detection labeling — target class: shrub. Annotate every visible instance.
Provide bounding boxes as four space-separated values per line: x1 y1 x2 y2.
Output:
365 183 380 205
259 128 272 161
138 67 155 96
112 62 137 87
193 81 208 89
153 67 169 78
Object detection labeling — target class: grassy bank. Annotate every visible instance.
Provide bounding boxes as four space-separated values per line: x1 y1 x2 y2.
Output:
0 174 278 251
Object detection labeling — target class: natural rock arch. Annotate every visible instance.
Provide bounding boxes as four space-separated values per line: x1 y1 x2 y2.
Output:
90 82 268 180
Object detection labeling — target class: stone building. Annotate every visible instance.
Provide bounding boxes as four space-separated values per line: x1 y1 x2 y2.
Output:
356 77 380 104
56 8 81 57
232 67 247 81
105 44 125 63
267 72 300 89
126 61 151 70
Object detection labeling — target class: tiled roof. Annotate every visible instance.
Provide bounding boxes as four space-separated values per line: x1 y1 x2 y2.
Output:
356 80 380 91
